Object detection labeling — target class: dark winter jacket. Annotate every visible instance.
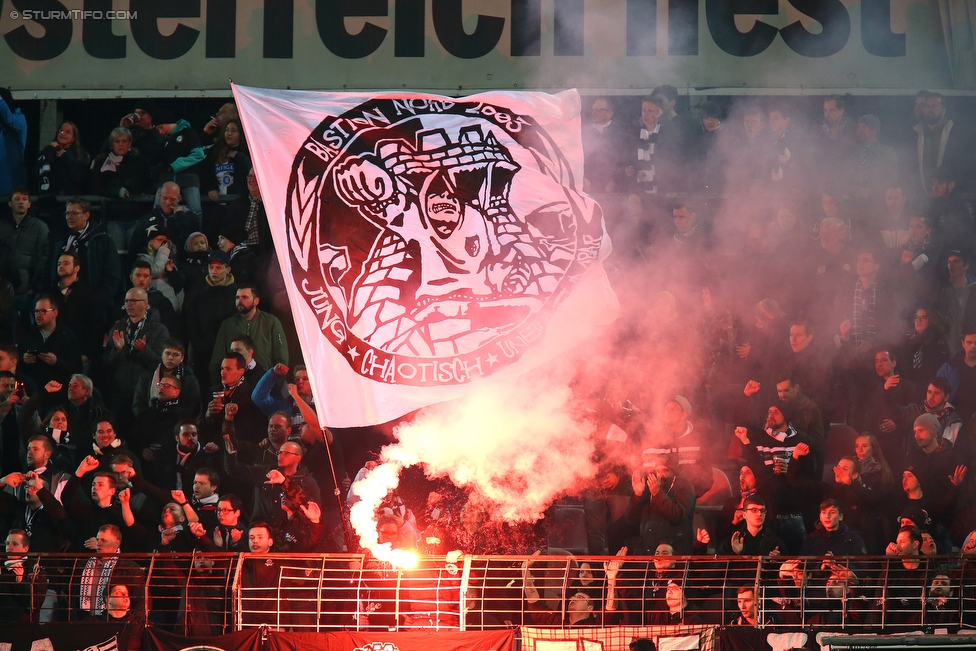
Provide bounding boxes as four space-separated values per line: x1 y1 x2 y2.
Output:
625 474 697 554
49 217 122 317
800 523 867 556
0 213 49 294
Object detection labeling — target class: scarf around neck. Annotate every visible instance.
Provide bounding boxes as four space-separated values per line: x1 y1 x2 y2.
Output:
100 152 123 173
80 555 118 615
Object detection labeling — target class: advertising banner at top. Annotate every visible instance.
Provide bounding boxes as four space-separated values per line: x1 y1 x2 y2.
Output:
0 1 962 97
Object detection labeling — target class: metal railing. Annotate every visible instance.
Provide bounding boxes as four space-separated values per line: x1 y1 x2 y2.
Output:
1 553 973 633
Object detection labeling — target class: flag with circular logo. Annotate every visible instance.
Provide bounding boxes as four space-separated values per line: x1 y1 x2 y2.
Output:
234 85 616 427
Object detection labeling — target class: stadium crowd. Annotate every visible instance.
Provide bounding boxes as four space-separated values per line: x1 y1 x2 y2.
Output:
0 87 976 635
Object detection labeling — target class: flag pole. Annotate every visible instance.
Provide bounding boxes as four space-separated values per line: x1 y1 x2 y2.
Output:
320 426 354 550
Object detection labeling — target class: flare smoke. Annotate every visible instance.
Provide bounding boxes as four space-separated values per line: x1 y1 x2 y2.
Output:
350 376 600 552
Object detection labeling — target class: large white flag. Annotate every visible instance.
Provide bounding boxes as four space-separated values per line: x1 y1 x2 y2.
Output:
234 86 617 427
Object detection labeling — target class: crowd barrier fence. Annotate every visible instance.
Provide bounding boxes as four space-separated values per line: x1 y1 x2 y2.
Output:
1 553 973 634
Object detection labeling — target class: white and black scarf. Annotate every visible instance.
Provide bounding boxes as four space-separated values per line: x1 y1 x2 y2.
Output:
79 555 118 615
123 316 147 351
176 441 200 470
149 363 186 401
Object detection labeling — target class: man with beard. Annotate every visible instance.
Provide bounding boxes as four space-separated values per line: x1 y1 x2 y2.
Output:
224 438 320 534
182 251 237 387
937 330 976 427
171 422 218 495
883 526 928 627
739 373 824 469
8 435 69 507
49 199 121 322
913 93 973 195
860 349 917 440
640 396 712 497
134 378 197 488
208 285 287 383
746 320 835 430
924 572 959 625
734 406 821 554
890 378 963 459
0 473 67 553
51 252 103 365
938 252 976 356
904 414 962 499
203 353 264 445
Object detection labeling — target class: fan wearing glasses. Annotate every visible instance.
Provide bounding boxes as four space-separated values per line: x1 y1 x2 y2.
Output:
20 293 82 392
719 495 784 556
224 435 322 533
104 287 170 428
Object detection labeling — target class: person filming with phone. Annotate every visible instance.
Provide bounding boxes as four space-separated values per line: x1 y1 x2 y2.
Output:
20 294 82 397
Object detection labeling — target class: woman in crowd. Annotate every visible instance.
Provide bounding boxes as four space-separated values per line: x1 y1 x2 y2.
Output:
898 307 950 401
90 126 153 249
203 118 251 201
854 433 895 554
90 127 152 199
17 380 78 471
35 121 90 195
